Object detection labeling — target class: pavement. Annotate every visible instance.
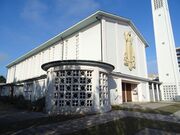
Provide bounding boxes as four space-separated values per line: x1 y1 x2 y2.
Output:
12 110 180 135
0 102 179 135
171 110 180 118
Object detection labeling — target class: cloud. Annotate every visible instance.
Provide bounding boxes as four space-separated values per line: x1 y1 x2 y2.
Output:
20 0 99 26
0 53 8 63
50 0 100 30
55 0 99 16
20 0 48 24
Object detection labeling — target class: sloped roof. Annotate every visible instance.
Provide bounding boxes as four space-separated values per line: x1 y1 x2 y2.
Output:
7 10 148 68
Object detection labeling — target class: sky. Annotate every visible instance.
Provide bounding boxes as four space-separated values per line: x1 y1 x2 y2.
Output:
0 0 180 77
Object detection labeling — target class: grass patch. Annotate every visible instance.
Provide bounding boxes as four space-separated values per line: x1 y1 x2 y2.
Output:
0 114 85 134
112 104 180 115
68 117 180 135
155 104 180 114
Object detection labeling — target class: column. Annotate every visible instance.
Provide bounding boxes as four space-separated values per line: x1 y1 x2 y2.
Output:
46 68 55 114
101 18 107 62
125 83 127 102
32 80 36 101
92 68 100 112
151 83 155 102
156 84 160 101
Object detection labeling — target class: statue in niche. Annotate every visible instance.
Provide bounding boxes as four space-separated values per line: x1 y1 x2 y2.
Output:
124 32 136 71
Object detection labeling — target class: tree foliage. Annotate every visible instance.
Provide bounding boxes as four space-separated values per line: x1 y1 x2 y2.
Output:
0 75 6 83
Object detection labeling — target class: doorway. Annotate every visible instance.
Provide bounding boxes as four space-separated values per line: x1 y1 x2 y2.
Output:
122 82 132 102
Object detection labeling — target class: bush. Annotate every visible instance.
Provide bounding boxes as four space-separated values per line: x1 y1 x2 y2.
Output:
31 97 45 112
0 95 45 112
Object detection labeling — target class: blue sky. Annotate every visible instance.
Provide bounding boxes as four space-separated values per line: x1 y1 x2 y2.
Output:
0 0 180 77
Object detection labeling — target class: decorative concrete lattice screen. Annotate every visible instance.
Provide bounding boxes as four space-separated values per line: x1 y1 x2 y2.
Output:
163 85 177 100
99 72 108 106
54 70 93 108
42 60 114 115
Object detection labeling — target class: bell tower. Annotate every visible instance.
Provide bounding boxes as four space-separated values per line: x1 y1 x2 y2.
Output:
151 0 180 100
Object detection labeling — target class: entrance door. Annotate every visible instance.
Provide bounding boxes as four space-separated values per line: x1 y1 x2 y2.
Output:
126 83 132 102
122 83 126 102
122 82 132 102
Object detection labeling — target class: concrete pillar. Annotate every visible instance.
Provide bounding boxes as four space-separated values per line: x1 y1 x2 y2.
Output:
160 85 165 101
101 18 107 61
92 68 100 112
151 83 155 102
125 84 127 102
32 81 36 101
46 68 55 114
156 84 160 101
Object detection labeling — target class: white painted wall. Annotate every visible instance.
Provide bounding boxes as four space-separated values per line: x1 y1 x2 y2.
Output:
7 22 101 83
0 86 11 96
79 21 101 61
131 84 139 102
31 79 46 101
14 86 24 97
7 41 64 83
109 77 122 105
137 82 150 102
102 18 148 78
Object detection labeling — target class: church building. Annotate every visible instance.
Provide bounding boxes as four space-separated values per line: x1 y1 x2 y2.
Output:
2 11 158 114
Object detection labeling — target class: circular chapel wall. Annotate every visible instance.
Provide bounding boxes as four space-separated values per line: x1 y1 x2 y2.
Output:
42 60 114 115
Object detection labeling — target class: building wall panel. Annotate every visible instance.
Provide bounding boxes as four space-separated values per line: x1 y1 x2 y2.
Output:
79 22 101 61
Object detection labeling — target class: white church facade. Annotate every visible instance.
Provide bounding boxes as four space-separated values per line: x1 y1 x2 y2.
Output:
1 11 160 114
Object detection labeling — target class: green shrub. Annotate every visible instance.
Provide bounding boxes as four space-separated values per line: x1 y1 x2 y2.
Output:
0 95 45 112
31 97 45 112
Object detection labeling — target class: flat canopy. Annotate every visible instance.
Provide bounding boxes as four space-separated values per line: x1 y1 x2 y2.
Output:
41 60 115 72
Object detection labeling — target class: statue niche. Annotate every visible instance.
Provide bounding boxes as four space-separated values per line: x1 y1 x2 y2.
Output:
124 32 136 71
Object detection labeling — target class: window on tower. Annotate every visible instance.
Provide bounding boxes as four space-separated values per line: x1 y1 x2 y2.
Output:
154 0 163 10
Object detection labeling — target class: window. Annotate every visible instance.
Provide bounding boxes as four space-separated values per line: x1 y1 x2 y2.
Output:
54 70 93 107
163 85 177 100
154 0 163 10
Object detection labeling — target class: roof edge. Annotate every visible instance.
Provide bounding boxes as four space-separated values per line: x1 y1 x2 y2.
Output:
41 60 115 71
7 10 149 68
6 11 101 68
97 11 149 47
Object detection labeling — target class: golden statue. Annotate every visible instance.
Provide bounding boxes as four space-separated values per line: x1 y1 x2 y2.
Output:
124 32 136 71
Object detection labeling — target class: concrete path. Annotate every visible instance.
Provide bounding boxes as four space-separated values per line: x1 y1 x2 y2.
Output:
171 110 180 118
13 110 180 135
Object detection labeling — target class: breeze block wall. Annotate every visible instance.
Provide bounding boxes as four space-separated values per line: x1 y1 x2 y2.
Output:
42 60 114 115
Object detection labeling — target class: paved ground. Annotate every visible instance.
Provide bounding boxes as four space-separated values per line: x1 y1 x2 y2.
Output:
13 110 180 135
171 110 180 118
0 102 179 135
0 102 176 124
136 128 180 135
